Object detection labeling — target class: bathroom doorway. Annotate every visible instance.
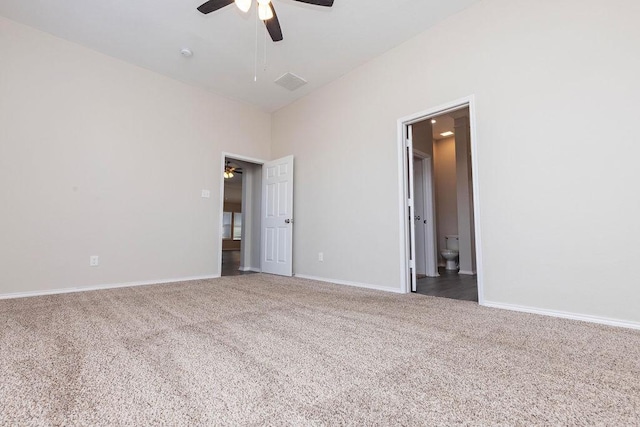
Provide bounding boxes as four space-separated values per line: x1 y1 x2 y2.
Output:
398 98 483 302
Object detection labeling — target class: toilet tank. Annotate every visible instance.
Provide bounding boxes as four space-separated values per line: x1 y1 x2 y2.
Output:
445 235 459 250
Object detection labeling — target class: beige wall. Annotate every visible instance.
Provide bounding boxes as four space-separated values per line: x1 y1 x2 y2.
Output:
3 0 640 325
272 0 640 323
434 138 458 261
0 16 270 294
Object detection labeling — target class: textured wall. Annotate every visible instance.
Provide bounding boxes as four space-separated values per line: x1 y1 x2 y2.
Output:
271 0 640 323
0 17 270 294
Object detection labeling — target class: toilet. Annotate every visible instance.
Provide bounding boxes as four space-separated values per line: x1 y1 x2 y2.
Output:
440 235 459 271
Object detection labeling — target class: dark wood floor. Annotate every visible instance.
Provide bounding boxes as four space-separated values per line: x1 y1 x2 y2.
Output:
415 268 478 302
221 250 257 277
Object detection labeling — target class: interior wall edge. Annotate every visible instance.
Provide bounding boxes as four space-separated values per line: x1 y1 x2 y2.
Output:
294 274 404 294
482 300 640 332
0 275 221 301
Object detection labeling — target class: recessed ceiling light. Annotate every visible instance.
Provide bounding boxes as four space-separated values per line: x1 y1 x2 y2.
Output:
431 119 437 124
440 131 454 137
180 48 193 58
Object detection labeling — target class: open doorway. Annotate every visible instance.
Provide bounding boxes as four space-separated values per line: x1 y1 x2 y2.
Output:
220 156 263 277
399 98 483 302
219 153 296 278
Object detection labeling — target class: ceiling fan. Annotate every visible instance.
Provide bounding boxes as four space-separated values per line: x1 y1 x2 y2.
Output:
197 0 335 42
224 161 243 179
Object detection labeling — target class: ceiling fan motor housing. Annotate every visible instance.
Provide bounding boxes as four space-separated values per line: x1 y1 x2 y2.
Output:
197 0 334 42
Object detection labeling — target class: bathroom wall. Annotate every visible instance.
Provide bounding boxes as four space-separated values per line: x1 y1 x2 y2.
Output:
434 137 458 262
412 120 434 157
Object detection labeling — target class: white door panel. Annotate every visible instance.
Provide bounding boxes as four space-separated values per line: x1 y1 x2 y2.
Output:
261 155 294 276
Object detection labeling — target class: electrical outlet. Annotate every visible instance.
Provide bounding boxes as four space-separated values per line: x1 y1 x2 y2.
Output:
201 189 210 198
89 256 99 267
318 252 324 262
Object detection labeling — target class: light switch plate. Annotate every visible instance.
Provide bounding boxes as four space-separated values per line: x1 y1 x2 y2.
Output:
201 189 210 198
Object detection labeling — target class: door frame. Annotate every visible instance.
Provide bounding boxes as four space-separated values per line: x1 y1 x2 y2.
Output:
413 150 438 278
412 153 427 276
219 152 266 275
396 96 485 303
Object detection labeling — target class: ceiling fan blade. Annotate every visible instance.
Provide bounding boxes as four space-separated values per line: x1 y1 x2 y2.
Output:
293 0 334 6
263 3 283 42
197 0 234 14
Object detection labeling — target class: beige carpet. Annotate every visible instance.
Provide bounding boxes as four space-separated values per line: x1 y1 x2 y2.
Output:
1 274 639 425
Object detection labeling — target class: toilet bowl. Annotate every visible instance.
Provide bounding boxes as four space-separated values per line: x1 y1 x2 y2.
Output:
440 235 459 271
441 249 459 271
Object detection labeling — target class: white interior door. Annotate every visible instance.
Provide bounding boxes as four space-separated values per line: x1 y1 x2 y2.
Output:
413 157 427 276
261 155 294 276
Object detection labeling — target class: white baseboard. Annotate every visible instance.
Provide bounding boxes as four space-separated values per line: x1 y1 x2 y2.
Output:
0 275 221 301
239 267 261 272
294 274 404 294
482 300 640 331
459 270 476 275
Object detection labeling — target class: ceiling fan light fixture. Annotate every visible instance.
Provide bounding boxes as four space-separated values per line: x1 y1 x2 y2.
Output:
235 0 252 13
258 3 273 20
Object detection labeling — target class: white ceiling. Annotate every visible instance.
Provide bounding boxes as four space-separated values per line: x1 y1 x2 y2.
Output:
0 0 480 112
430 115 455 140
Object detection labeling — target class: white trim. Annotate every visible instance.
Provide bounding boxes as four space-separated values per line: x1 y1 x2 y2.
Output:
459 270 476 275
467 98 484 304
398 96 476 125
406 126 417 292
482 300 640 331
0 275 221 300
412 148 429 159
397 121 410 294
397 95 485 304
220 152 267 166
239 267 261 272
294 274 404 294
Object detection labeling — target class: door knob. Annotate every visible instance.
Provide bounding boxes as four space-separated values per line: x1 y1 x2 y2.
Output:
415 216 421 221
285 218 293 224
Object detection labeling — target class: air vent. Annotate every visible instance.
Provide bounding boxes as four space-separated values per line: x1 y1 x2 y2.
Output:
274 72 308 91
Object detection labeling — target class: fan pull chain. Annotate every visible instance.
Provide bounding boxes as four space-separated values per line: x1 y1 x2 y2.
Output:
263 24 268 71
254 5 259 82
